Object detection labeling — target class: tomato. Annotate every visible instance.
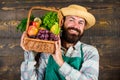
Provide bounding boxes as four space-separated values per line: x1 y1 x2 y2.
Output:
32 21 40 28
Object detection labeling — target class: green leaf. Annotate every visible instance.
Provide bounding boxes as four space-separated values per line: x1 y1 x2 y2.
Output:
16 15 35 33
41 11 59 30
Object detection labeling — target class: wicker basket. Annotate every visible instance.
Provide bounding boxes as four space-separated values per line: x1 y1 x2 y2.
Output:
23 6 63 54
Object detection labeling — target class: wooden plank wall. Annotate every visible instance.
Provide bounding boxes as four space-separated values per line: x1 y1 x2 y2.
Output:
0 0 120 80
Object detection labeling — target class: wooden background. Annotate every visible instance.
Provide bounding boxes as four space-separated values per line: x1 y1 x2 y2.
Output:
0 0 120 80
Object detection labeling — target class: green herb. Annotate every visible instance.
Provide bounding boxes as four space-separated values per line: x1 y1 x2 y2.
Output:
16 15 35 33
41 11 58 30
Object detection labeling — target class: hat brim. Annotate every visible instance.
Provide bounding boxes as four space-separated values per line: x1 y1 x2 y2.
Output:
61 8 96 30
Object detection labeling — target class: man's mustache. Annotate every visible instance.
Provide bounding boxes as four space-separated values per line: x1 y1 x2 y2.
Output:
67 27 81 33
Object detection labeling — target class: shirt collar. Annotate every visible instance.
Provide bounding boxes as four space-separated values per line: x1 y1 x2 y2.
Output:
74 41 82 50
61 41 82 54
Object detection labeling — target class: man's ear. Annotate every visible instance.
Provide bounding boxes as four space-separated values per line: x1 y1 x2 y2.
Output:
60 18 64 27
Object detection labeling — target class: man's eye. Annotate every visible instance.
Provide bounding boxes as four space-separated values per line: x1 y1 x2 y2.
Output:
78 22 84 25
69 19 74 21
79 22 82 24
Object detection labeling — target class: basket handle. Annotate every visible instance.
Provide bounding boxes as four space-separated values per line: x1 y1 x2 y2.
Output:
26 6 63 32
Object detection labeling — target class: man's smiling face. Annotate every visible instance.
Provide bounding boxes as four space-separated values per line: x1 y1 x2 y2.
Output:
62 15 86 43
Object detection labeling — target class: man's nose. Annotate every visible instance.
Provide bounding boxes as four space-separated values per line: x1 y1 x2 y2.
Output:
73 22 80 29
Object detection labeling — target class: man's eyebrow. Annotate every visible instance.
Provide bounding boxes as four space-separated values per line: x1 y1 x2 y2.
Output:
79 20 85 23
68 16 75 20
66 16 85 23
69 17 85 22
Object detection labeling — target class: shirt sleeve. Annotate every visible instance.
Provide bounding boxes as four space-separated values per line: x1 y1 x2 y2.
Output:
21 51 47 80
20 51 37 80
59 46 99 80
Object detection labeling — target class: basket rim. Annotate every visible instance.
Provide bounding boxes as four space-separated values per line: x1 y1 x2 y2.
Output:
26 6 63 32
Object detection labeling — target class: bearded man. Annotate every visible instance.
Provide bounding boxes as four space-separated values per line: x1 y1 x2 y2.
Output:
20 4 99 80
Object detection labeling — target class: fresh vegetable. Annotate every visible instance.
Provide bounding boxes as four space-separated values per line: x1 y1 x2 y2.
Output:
32 21 40 28
36 29 58 41
41 11 59 30
34 17 42 24
16 11 60 41
27 25 38 36
33 17 42 28
16 15 35 33
50 22 60 35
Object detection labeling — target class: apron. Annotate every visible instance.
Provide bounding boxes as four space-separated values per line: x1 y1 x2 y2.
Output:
45 44 84 80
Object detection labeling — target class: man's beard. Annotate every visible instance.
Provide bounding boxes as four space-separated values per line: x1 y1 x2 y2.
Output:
61 27 83 44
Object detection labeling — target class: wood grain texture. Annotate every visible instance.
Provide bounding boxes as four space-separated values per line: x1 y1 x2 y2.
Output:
0 1 120 80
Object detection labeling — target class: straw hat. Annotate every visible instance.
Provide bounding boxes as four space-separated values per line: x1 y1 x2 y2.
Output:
60 4 96 30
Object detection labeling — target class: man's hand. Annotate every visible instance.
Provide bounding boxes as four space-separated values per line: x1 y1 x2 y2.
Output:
52 38 64 66
20 31 28 51
21 31 38 58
